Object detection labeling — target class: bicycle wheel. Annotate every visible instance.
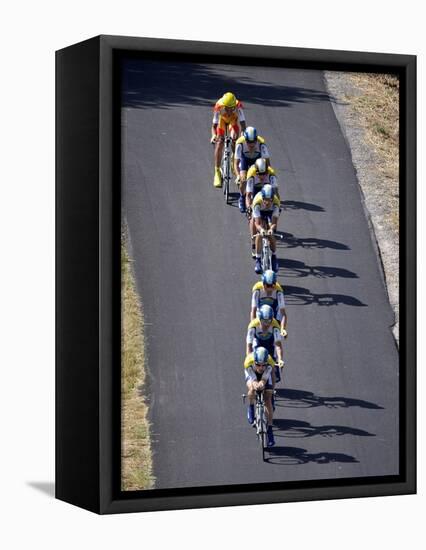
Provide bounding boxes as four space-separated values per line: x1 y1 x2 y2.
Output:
262 241 271 273
257 411 264 457
262 407 270 460
254 396 266 460
224 155 230 204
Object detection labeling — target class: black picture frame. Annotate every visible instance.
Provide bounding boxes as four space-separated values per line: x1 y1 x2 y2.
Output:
56 35 416 514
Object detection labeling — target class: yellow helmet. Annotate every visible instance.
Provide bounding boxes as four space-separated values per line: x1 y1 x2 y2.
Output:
221 92 237 108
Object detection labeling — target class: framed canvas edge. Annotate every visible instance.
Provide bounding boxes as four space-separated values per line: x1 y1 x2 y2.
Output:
92 36 416 514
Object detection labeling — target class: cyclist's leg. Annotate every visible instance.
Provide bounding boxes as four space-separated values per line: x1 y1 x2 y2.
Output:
255 223 264 255
230 123 239 147
265 374 275 445
239 155 249 195
246 380 256 404
214 121 226 168
249 215 256 258
268 214 278 271
245 379 256 424
254 217 267 272
264 390 274 426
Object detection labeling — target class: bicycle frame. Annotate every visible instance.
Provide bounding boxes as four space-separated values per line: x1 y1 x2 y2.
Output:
242 387 270 461
221 129 233 204
255 390 268 460
261 235 272 272
251 232 282 271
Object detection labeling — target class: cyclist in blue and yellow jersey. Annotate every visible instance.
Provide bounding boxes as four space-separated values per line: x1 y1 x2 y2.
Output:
244 347 275 446
252 184 281 274
251 270 288 338
246 305 284 367
233 127 270 213
246 158 280 256
247 303 285 386
246 157 279 206
211 92 246 188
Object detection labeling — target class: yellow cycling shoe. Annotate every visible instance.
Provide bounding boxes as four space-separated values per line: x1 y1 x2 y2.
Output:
213 168 222 188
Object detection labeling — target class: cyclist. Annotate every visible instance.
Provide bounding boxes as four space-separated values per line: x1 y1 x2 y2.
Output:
233 127 270 213
251 270 288 337
246 159 280 257
252 184 281 274
244 346 275 447
247 303 285 388
211 92 246 188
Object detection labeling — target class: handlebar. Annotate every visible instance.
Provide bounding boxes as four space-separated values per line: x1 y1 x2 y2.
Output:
251 233 283 239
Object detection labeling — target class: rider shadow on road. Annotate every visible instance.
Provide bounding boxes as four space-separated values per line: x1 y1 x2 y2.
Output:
274 388 384 410
263 446 359 465
279 285 367 307
277 258 359 279
272 418 375 438
275 231 350 250
281 200 325 212
226 191 242 208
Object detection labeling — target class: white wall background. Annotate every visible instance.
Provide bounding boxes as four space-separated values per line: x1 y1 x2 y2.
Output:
0 1 422 548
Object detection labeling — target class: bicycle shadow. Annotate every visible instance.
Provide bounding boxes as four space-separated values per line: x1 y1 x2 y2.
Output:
274 388 384 410
272 418 375 438
278 285 367 307
281 200 325 212
225 191 242 208
275 231 350 250
263 446 359 465
277 258 358 279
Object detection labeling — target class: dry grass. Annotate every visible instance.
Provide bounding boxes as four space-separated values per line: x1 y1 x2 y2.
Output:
121 228 155 491
347 73 399 231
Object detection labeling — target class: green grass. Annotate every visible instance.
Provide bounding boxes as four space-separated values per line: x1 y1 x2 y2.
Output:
121 227 155 491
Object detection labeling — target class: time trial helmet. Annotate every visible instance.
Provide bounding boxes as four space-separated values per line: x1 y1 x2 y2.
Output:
244 126 257 142
255 158 267 174
221 92 237 108
262 269 277 286
254 346 269 365
258 304 274 322
261 184 273 200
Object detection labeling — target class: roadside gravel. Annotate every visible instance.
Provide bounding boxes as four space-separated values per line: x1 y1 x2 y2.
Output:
324 71 399 345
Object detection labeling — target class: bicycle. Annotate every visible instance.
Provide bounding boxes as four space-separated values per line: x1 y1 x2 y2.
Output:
252 232 283 273
221 128 233 205
242 389 269 461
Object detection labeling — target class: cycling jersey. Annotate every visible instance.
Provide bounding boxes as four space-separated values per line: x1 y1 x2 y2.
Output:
252 192 281 219
213 100 245 125
244 352 274 385
246 318 281 356
234 136 269 161
246 166 278 195
251 281 285 321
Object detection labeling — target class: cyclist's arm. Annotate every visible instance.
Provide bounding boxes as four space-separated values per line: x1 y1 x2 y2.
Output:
245 179 254 210
260 144 271 167
253 208 264 233
270 175 280 200
211 123 218 141
269 214 279 233
261 365 273 384
246 327 255 355
251 291 259 320
277 292 287 331
246 192 254 212
280 308 288 332
274 328 283 362
234 143 242 174
237 106 246 134
255 219 264 234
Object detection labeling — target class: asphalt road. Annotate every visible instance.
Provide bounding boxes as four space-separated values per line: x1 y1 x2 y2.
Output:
122 59 399 489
